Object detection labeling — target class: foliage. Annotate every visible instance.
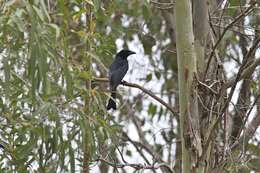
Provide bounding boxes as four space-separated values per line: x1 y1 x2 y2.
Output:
0 0 259 172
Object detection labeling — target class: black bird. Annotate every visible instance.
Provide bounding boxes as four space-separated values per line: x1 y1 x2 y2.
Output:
107 49 136 110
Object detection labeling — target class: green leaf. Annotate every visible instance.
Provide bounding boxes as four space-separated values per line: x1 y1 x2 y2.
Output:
3 56 10 83
155 70 161 79
148 103 157 116
77 71 92 80
16 135 36 159
93 0 101 12
28 41 37 100
39 0 51 22
63 66 73 99
126 150 132 157
69 144 75 173
142 4 150 21
33 5 45 22
146 73 152 82
13 9 26 32
32 102 51 117
48 23 61 40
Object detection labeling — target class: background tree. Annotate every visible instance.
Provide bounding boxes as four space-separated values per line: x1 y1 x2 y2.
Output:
0 0 259 173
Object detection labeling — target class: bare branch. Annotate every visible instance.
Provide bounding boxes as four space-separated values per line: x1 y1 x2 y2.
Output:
205 2 256 77
96 158 174 173
224 36 260 89
243 107 260 142
122 132 165 163
230 94 260 150
224 56 260 89
93 77 179 115
201 41 259 157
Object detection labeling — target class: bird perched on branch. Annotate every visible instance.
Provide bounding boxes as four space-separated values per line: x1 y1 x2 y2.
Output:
107 49 136 110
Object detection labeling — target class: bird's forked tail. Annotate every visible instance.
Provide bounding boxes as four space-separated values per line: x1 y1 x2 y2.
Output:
107 92 116 110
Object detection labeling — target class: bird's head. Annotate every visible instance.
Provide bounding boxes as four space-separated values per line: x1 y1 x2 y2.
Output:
117 49 136 59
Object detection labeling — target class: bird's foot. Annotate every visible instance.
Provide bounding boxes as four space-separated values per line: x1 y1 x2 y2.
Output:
121 80 127 85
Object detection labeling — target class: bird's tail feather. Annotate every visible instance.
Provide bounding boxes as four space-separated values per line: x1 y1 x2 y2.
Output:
107 92 116 110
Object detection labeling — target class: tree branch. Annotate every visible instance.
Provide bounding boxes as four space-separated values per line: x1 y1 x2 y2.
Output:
230 94 260 150
96 158 174 173
205 2 256 77
224 57 260 89
202 36 260 157
93 77 179 115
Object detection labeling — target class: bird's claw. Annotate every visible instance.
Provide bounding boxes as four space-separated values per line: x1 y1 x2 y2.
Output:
121 80 127 85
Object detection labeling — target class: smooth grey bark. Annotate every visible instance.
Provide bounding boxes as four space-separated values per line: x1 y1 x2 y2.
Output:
175 0 197 172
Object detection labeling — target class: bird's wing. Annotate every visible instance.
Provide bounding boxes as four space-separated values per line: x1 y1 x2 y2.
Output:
109 62 128 90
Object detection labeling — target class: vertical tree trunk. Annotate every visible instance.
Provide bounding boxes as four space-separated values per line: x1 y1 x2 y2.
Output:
193 1 210 172
193 0 209 73
175 0 197 172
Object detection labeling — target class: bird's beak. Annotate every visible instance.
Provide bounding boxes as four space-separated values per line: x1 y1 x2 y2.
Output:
130 51 136 55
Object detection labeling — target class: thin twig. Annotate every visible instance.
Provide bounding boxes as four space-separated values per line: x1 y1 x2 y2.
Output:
195 75 218 95
205 2 256 79
96 158 173 172
202 35 260 157
224 37 260 89
231 94 260 148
